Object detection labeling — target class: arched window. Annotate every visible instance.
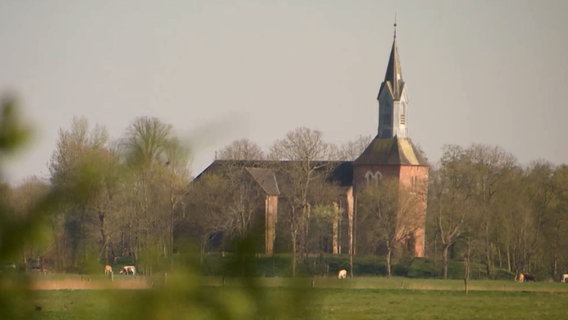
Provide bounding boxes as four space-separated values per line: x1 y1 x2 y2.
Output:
364 170 383 185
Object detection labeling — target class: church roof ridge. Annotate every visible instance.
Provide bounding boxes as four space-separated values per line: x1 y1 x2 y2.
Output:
194 159 354 188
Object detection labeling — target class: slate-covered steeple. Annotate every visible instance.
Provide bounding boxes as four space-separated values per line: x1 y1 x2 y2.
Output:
377 21 407 139
378 38 404 101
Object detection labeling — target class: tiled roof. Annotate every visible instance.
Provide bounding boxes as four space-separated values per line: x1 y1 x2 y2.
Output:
194 160 354 192
245 167 280 195
353 136 428 166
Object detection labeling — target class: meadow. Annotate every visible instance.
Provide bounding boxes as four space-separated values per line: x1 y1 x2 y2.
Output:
23 275 568 320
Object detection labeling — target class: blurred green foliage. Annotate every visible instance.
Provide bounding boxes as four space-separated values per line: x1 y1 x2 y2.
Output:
0 95 30 153
0 96 47 319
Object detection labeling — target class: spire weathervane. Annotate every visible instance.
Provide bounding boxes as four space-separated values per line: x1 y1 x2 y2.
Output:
393 12 397 39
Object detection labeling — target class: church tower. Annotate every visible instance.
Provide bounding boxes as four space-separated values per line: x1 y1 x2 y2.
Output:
353 24 429 257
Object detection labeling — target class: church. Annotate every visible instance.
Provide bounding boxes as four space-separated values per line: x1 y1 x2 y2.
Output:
190 28 429 258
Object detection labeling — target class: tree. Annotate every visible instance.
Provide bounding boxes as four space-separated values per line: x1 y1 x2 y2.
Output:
184 174 233 256
334 135 372 160
216 138 265 160
357 178 420 277
162 137 191 258
221 166 266 242
451 144 517 277
430 144 519 278
308 200 343 275
48 117 119 271
268 127 332 162
49 117 108 188
429 146 476 278
121 117 174 167
268 127 334 276
184 164 267 259
540 164 568 278
4 177 51 269
119 117 190 267
504 172 535 276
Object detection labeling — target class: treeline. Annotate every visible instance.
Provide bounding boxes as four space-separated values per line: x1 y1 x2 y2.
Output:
427 145 568 280
3 104 568 280
6 116 192 273
4 115 373 274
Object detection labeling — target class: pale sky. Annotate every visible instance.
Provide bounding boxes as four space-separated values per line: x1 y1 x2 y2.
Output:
1 0 567 184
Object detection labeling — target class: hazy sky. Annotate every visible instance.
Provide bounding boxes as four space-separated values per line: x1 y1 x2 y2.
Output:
1 0 567 184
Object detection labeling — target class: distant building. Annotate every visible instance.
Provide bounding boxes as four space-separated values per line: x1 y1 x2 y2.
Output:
186 29 429 257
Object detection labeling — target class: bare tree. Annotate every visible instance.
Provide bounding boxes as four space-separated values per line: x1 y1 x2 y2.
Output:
185 174 233 257
48 117 118 271
86 147 123 264
49 117 108 188
216 138 265 160
429 146 476 278
121 117 173 167
223 167 265 242
357 178 420 277
466 144 517 277
431 144 518 278
162 137 191 258
548 165 568 277
268 127 334 276
119 117 190 268
183 164 267 261
523 161 566 277
334 135 372 160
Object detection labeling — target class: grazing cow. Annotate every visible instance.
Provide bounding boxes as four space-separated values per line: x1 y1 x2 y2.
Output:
119 265 136 275
104 265 113 275
523 273 536 282
561 274 568 283
338 269 347 279
517 272 535 282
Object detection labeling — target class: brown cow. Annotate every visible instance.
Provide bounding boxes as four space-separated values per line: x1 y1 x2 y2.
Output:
104 265 113 275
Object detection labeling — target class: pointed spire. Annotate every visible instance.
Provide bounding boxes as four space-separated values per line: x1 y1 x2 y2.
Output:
377 19 408 139
378 19 404 101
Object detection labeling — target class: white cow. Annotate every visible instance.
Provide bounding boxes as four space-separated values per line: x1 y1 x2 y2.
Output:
561 274 568 283
120 265 136 275
104 265 113 275
338 269 347 279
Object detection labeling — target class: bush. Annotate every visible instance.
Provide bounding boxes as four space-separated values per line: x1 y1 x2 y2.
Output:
406 258 436 278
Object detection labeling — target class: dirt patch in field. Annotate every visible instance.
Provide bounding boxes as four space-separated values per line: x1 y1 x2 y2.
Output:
31 278 150 290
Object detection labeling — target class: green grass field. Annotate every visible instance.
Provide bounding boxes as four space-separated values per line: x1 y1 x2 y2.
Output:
23 276 568 319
